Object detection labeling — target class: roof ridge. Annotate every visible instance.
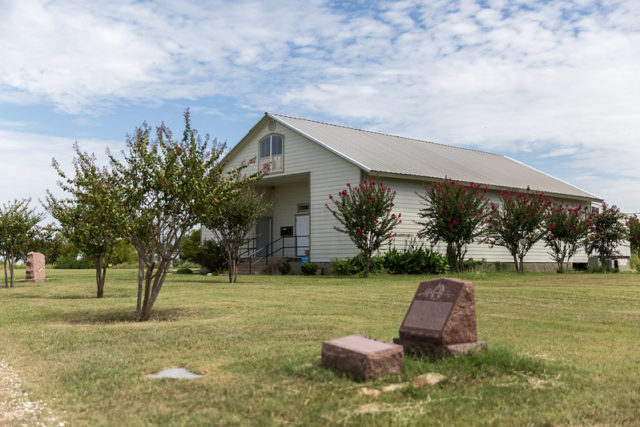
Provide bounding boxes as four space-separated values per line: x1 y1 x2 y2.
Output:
269 112 503 157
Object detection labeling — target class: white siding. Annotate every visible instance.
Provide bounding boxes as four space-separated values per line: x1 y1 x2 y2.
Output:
222 119 361 262
367 176 595 264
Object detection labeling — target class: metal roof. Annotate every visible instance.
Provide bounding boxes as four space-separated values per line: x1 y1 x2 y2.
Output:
268 113 600 201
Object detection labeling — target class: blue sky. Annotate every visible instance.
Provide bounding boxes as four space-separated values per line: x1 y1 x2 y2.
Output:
1 0 639 213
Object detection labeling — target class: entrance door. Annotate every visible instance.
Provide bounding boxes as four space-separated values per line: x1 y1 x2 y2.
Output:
295 215 310 257
256 217 272 256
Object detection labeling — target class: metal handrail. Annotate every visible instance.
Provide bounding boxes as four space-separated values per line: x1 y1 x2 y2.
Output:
240 235 310 274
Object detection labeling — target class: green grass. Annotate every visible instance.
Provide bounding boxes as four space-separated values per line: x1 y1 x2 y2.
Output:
0 270 639 425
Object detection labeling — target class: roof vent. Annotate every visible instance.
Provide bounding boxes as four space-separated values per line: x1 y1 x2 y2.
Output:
268 120 276 131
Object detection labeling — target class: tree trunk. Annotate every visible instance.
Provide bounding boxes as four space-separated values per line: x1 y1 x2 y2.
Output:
446 243 458 273
140 262 155 318
95 256 106 298
518 255 524 273
139 260 169 321
3 259 7 288
9 256 14 287
135 256 144 321
363 251 370 278
227 252 234 283
512 254 519 274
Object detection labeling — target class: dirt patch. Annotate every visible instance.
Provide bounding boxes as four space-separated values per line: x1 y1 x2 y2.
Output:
0 360 64 426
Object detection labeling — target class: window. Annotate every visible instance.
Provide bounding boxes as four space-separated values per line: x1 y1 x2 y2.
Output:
259 134 283 173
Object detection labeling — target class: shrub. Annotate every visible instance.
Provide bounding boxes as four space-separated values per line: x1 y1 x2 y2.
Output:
350 252 387 274
54 253 93 269
383 245 447 274
175 267 194 274
330 258 360 275
630 253 640 272
463 258 486 272
278 262 291 275
198 239 227 274
300 262 318 275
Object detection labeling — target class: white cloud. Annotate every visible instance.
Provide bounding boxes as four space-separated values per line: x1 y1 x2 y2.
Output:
0 0 639 210
0 129 120 206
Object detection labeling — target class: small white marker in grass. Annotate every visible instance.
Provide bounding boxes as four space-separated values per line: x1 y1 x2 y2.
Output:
146 368 202 379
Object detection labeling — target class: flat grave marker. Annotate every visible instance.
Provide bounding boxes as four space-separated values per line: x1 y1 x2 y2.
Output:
321 334 403 381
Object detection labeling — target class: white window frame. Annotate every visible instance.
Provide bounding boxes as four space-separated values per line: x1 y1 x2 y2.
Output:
259 134 283 173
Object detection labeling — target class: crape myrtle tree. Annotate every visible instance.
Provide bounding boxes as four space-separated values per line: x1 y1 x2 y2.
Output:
416 178 489 272
202 183 273 283
626 215 640 256
487 187 550 273
31 225 66 265
326 178 401 278
542 203 591 273
46 145 122 298
0 199 44 287
110 110 244 321
585 203 626 274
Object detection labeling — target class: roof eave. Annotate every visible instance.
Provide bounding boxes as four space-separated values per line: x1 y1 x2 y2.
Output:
372 170 603 202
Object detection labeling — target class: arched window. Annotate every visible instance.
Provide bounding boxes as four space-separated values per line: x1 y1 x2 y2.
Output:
259 134 283 173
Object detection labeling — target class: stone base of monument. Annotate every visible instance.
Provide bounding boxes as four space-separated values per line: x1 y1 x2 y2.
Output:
321 334 403 381
393 338 487 356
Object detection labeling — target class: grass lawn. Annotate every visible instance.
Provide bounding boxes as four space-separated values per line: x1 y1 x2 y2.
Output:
0 269 639 425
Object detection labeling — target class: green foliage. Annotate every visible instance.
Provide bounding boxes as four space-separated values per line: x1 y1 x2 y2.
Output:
178 229 226 273
278 262 291 275
201 185 272 283
630 253 640 271
626 215 640 255
543 203 591 273
331 243 448 276
585 203 627 274
587 264 619 274
106 239 137 266
175 267 194 274
47 143 123 297
350 252 387 274
326 178 400 277
30 226 66 264
54 252 93 269
300 261 318 275
463 257 486 272
488 187 550 273
330 257 359 275
383 245 448 274
416 178 489 272
109 109 241 321
0 199 44 287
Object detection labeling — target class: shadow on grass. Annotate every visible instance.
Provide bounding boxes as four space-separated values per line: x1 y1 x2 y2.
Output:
282 346 569 386
65 307 198 324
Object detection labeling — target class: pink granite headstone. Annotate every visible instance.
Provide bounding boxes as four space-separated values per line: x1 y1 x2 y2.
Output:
25 252 45 282
394 278 486 356
322 334 403 381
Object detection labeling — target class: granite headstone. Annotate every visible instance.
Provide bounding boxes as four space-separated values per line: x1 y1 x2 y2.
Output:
25 252 45 282
393 278 486 356
322 334 403 381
